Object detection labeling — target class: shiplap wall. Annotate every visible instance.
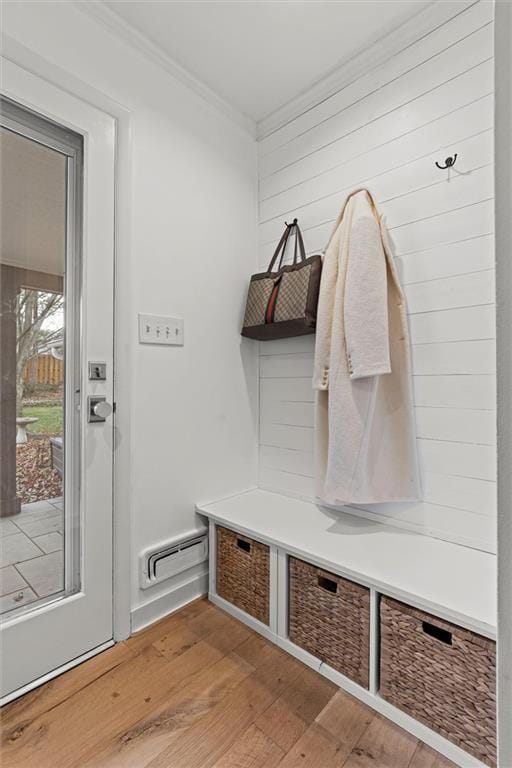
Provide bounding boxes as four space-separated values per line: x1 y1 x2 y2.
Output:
257 0 496 554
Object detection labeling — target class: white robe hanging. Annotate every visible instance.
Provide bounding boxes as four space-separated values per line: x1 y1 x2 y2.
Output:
313 189 421 506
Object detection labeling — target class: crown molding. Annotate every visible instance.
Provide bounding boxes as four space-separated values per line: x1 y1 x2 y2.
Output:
257 0 475 140
72 0 257 137
71 0 475 142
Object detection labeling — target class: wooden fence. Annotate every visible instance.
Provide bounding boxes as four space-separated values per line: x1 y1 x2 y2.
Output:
23 355 63 386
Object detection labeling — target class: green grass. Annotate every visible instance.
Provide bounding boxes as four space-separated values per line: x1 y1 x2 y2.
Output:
22 404 63 436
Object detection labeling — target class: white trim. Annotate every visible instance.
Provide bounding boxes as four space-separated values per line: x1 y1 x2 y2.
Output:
45 0 471 144
209 592 277 644
111 97 133 643
71 0 256 138
208 519 218 597
2 36 129 126
276 548 288 639
276 636 322 673
257 0 474 139
369 590 380 696
269 546 279 634
131 570 208 634
495 2 512 766
0 640 114 707
1 36 133 644
197 485 258 513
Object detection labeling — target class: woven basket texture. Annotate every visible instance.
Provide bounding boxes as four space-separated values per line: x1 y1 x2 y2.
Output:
288 557 370 688
380 597 496 767
216 526 270 625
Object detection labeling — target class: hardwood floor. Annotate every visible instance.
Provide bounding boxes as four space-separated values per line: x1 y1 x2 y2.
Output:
1 599 456 768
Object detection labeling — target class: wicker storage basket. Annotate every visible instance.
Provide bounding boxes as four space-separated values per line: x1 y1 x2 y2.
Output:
288 557 370 688
216 526 270 625
380 596 496 767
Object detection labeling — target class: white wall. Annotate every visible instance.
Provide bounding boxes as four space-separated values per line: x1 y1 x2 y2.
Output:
2 0 497 626
2 1 259 620
257 0 496 553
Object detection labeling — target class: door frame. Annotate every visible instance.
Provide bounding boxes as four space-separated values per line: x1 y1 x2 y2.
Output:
1 37 133 677
495 2 512 766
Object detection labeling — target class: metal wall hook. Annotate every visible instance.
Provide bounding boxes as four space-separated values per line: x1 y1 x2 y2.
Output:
435 153 457 170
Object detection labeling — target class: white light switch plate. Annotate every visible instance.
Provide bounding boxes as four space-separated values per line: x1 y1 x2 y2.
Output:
138 314 184 346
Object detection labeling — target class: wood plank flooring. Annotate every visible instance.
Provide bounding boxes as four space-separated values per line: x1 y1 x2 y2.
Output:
1 599 456 768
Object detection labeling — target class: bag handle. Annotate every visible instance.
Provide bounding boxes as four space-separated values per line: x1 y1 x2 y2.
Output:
267 222 293 273
267 219 307 272
293 223 306 265
283 220 306 268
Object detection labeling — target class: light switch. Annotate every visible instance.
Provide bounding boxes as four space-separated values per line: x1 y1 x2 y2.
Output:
138 314 184 346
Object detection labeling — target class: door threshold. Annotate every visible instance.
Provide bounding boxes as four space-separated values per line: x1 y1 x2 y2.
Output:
0 639 114 706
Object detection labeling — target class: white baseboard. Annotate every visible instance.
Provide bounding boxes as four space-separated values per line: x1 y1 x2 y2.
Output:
131 568 208 633
276 636 322 673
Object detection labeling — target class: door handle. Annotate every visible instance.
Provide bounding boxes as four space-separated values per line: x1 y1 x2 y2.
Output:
88 396 112 423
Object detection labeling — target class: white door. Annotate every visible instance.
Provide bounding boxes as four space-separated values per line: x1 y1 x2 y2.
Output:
0 61 115 699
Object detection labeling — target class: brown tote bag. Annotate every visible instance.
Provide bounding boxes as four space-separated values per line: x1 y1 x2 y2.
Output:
241 219 322 341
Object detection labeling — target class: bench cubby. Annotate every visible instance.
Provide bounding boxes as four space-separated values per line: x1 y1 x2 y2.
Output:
380 596 496 767
289 556 370 688
216 525 270 625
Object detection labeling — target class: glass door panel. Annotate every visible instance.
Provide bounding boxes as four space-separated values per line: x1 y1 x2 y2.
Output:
0 111 81 618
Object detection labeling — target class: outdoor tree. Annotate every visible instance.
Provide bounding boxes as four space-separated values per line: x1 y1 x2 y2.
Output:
16 289 63 415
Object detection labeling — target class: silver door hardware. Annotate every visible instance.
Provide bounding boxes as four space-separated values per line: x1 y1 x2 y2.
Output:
88 362 107 380
88 396 112 423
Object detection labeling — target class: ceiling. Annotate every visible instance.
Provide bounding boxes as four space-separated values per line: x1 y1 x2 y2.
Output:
0 127 66 277
103 0 434 123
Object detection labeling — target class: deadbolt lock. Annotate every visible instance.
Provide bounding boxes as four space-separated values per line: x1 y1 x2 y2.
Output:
88 362 107 381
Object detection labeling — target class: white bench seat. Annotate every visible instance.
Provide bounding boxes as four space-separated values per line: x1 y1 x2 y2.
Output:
197 488 496 638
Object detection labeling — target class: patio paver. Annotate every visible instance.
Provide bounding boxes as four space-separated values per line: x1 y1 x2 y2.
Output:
16 500 56 516
14 514 63 539
0 520 20 538
0 500 65 614
33 532 63 554
0 532 43 568
14 504 62 525
16 551 64 598
0 565 28 596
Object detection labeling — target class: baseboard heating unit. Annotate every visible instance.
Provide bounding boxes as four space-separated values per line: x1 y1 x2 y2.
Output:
139 528 208 589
